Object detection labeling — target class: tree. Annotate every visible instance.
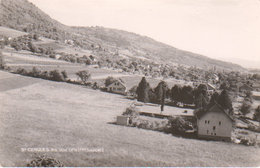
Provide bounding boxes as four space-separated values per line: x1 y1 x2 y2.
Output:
209 92 219 105
105 76 117 87
33 34 39 41
217 89 233 111
61 70 68 80
28 42 38 53
49 70 63 81
245 91 253 103
171 85 182 103
136 77 150 103
194 84 209 108
240 100 252 115
76 70 91 84
195 93 208 109
180 85 194 105
30 67 41 77
253 105 260 121
154 81 168 104
0 51 5 69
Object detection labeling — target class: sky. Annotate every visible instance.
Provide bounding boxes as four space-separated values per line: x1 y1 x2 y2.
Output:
28 0 260 69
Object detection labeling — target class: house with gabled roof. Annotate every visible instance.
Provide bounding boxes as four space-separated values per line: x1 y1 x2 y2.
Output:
195 103 234 141
107 79 127 95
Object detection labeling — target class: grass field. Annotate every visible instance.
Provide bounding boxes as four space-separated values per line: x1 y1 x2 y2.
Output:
0 26 27 38
0 70 259 167
2 47 189 89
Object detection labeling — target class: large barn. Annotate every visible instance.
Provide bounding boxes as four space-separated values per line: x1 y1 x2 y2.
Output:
195 103 234 141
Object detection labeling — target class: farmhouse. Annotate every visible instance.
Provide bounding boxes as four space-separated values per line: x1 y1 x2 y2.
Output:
195 103 234 141
107 80 127 95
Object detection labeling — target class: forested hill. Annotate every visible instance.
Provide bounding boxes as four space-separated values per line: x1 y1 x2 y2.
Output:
0 0 245 71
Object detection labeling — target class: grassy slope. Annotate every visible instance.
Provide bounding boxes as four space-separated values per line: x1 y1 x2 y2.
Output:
0 71 259 167
0 26 27 38
0 0 245 71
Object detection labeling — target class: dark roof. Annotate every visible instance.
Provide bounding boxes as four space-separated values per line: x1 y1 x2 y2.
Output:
194 103 234 121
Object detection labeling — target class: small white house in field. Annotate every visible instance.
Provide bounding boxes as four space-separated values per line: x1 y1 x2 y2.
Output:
196 103 234 141
107 80 127 95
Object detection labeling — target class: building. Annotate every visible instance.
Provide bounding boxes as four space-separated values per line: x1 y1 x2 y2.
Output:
195 103 234 141
252 91 260 101
107 80 127 95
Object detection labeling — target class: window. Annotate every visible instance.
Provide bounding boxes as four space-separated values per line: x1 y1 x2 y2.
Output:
205 120 207 124
207 130 209 134
213 126 216 130
208 120 210 124
219 121 221 126
214 133 216 135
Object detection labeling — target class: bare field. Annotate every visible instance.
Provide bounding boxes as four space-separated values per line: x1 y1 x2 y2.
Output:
0 71 259 167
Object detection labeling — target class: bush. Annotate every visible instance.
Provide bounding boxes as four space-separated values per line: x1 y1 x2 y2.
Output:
61 70 68 80
16 68 28 75
253 105 260 122
0 52 5 69
49 70 63 81
167 116 193 134
76 70 91 84
105 76 117 87
27 155 63 167
29 67 41 77
123 106 139 117
240 100 252 115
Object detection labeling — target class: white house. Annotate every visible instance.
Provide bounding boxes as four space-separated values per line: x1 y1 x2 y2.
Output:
196 103 234 141
107 80 127 95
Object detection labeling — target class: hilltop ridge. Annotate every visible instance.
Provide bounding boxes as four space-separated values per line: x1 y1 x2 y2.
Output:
0 0 245 71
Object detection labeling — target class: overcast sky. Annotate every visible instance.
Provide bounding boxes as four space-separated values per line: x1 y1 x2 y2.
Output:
28 0 260 69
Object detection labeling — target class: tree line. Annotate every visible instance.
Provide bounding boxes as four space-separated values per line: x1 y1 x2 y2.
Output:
135 77 233 112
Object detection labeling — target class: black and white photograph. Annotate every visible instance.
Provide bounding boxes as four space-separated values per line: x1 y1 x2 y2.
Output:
0 0 260 167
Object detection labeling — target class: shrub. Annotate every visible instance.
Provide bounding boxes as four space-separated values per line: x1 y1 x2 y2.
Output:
40 71 49 79
123 106 139 117
61 70 68 80
29 67 41 77
167 116 193 134
0 52 5 69
76 70 91 84
27 155 63 167
253 105 260 122
240 100 252 115
49 70 63 81
16 68 28 75
105 76 117 87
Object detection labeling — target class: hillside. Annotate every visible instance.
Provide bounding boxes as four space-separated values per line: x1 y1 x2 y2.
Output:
0 0 245 71
0 70 259 166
